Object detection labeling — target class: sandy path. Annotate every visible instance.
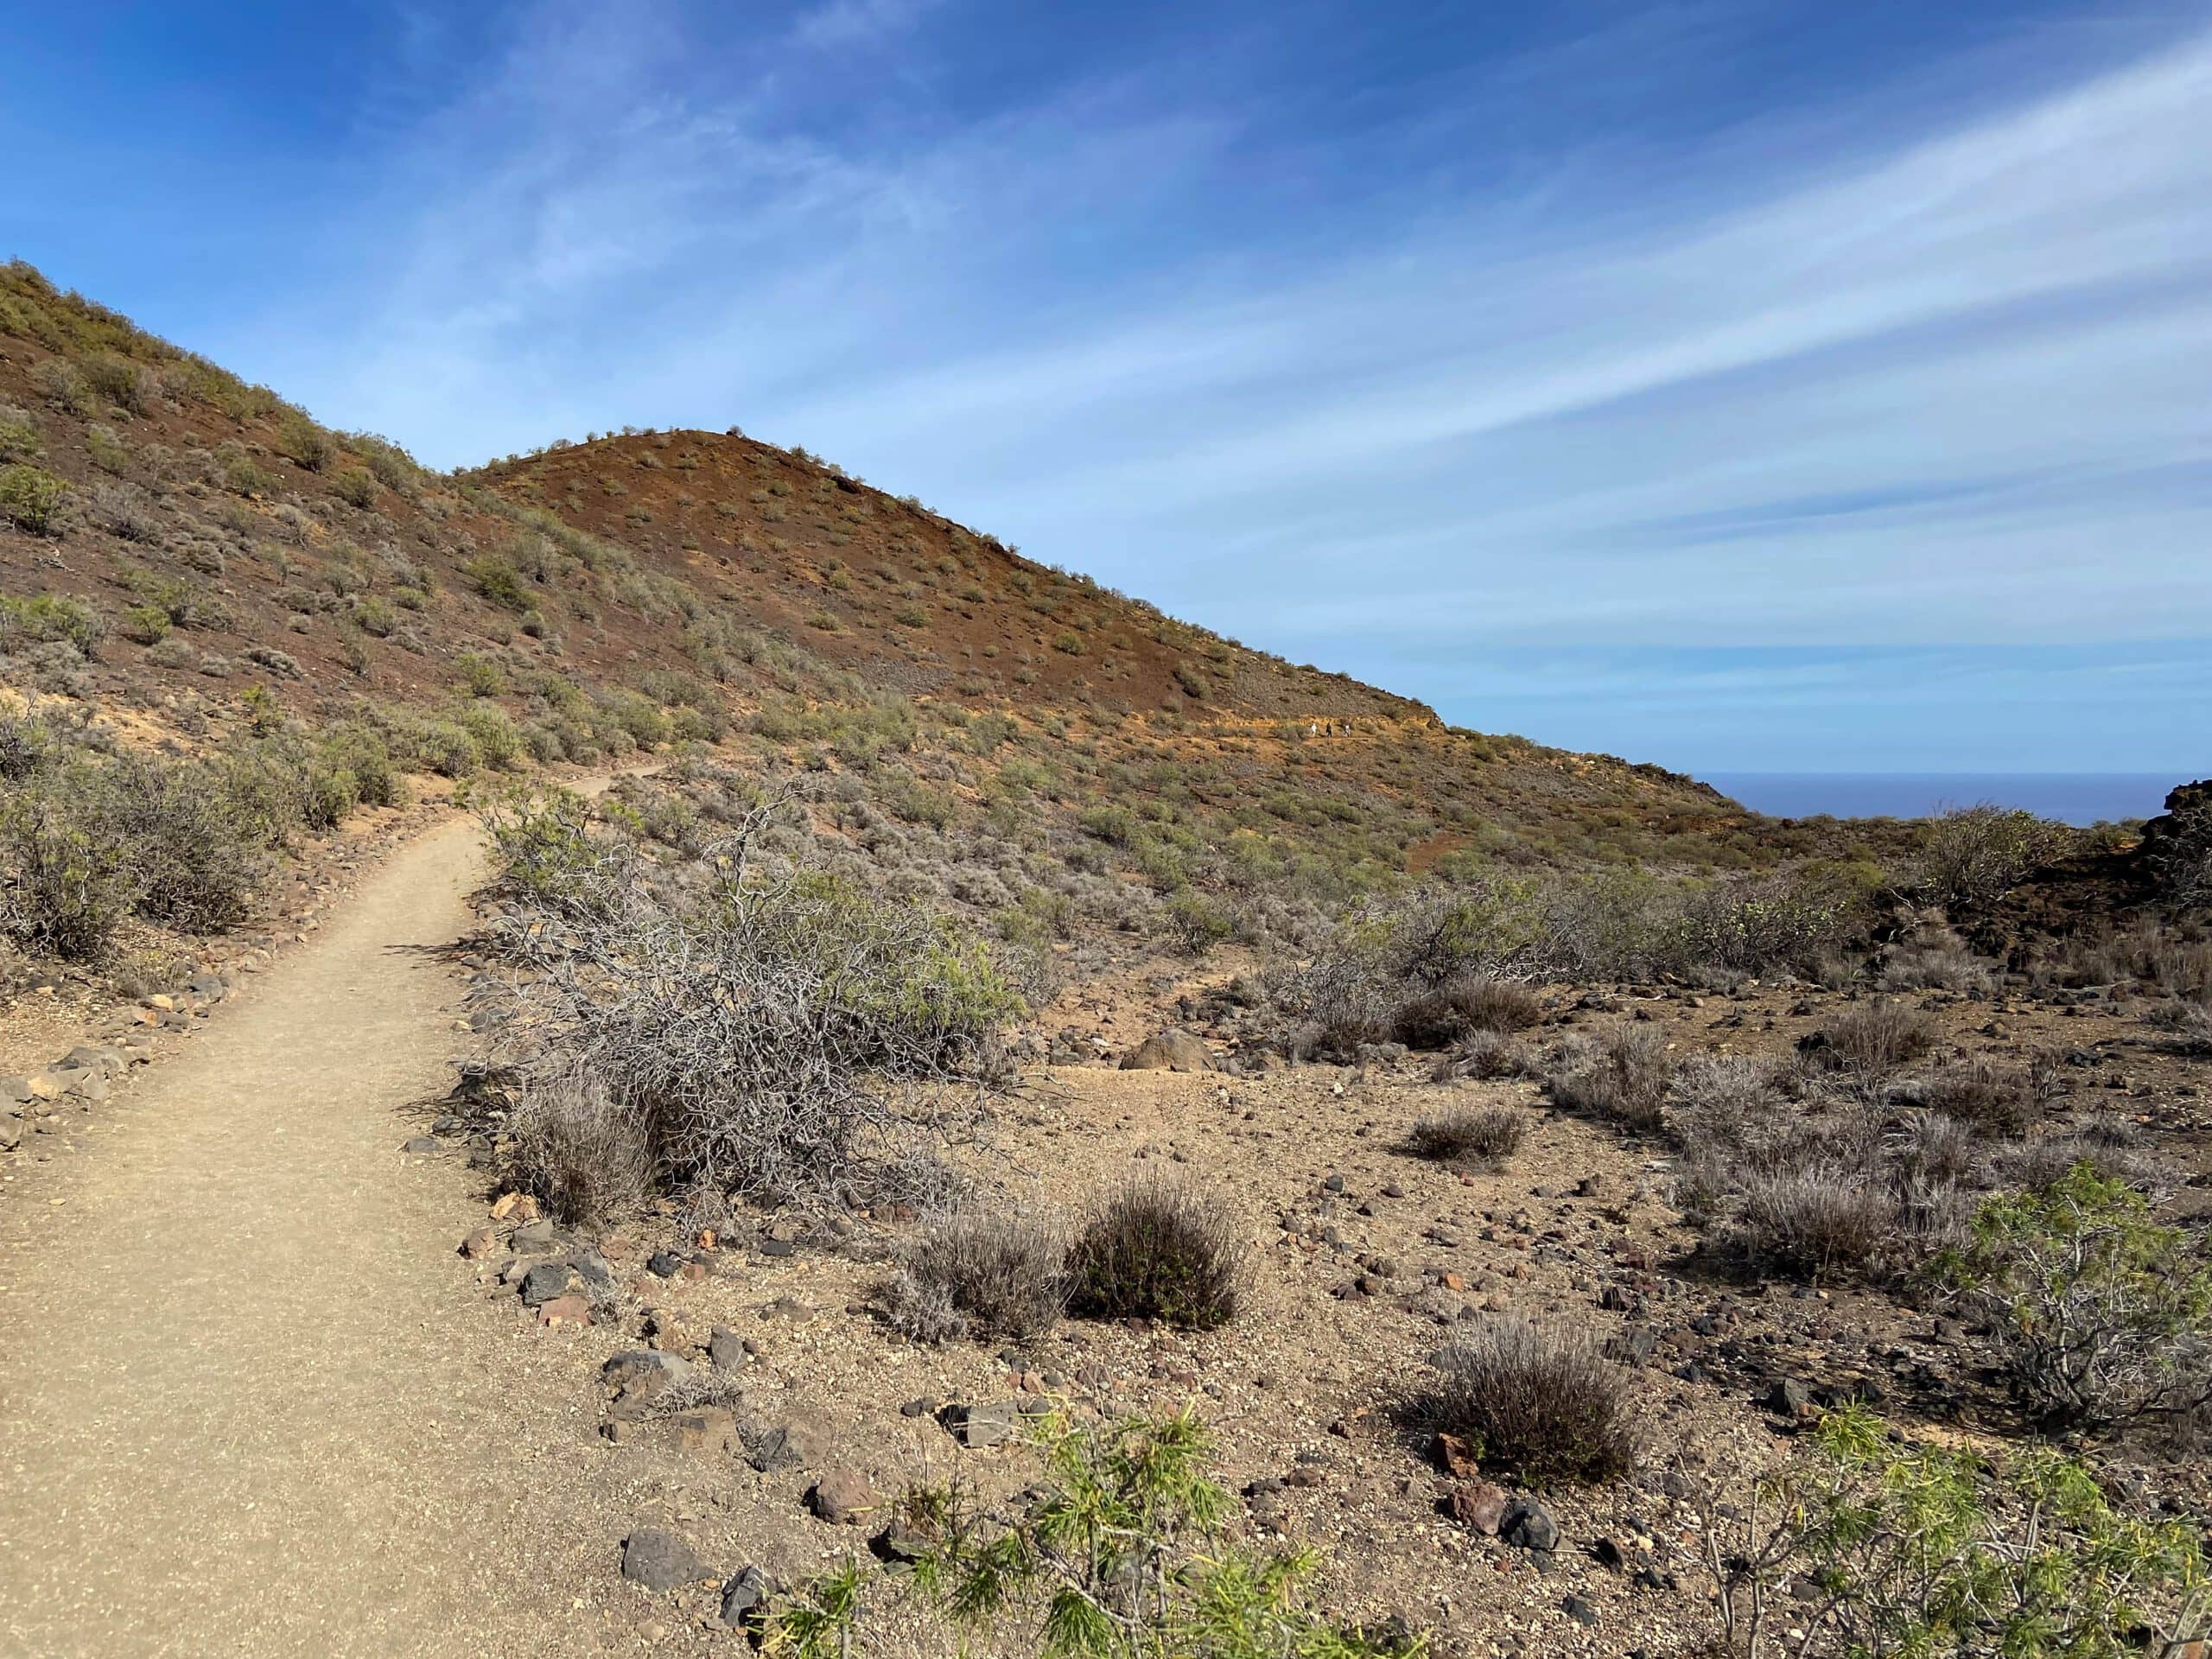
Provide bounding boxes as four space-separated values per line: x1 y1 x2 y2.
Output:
0 811 634 1657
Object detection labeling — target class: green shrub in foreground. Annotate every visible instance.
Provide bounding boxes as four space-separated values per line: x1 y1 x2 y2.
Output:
764 1406 1416 1658
0 462 65 532
1696 1404 2203 1658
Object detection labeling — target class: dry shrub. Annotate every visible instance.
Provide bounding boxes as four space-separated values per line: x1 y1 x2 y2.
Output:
2145 997 2212 1057
1996 1132 2164 1194
1066 1178 1242 1330
1891 1109 1980 1190
1389 976 1541 1048
1546 1022 1673 1132
506 1073 652 1224
1427 1318 1634 1485
1407 1105 1524 1167
486 792 1021 1205
1735 1164 1897 1279
883 1209 1065 1344
1430 1029 1529 1082
1671 1052 1787 1126
1915 1059 2036 1137
1881 937 1995 993
1806 1000 1936 1084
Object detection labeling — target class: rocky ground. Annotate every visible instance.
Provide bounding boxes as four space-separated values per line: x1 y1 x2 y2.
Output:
425 942 2212 1656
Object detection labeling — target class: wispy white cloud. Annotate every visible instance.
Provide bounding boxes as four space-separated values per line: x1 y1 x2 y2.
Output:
233 1 2212 767
787 0 941 53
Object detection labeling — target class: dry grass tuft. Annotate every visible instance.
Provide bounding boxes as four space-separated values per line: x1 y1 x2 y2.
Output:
1407 1105 1525 1168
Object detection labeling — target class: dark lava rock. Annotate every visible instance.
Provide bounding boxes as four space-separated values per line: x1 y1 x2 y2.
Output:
621 1529 713 1592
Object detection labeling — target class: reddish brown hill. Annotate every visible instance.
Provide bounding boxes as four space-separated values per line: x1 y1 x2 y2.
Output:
471 429 1426 721
1 259 1789 871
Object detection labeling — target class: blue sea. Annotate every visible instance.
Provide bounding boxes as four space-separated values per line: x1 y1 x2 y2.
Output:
1703 772 2191 827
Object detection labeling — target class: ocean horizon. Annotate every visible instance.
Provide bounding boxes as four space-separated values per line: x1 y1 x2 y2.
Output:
1703 772 2194 827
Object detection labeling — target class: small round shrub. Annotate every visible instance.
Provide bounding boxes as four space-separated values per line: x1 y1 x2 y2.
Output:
1427 1318 1634 1485
506 1073 652 1225
884 1209 1066 1344
1067 1178 1242 1330
1546 1022 1673 1131
1407 1105 1525 1167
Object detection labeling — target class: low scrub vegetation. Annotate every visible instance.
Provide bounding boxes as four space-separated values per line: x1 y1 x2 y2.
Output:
763 1406 1408 1658
1916 803 2074 911
1942 1163 2212 1433
1406 1104 1524 1168
1065 1178 1242 1330
1690 1404 2203 1658
505 1072 654 1225
1425 1317 1634 1485
1545 1021 1673 1132
883 1208 1067 1344
0 721 408 961
485 790 1025 1206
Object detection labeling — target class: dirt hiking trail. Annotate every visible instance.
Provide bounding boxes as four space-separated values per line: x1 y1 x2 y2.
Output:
0 809 642 1657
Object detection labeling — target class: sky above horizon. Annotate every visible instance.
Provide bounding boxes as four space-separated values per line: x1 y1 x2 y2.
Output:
6 0 2210 774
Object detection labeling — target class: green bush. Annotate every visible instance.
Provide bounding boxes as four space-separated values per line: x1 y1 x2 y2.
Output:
764 1406 1409 1659
461 553 531 613
1695 1405 2204 1658
1918 804 2072 911
0 786 135 959
1161 889 1233 955
99 755 272 932
0 407 41 461
1942 1163 2212 1430
331 465 378 508
455 702 524 770
454 651 504 697
117 594 175 645
275 411 332 471
0 461 66 532
0 593 101 657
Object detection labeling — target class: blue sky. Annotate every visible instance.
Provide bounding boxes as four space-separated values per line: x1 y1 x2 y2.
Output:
7 0 2210 774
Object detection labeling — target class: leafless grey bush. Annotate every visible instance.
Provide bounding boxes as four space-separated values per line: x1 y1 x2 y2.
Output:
486 791 1021 1207
1546 1022 1674 1132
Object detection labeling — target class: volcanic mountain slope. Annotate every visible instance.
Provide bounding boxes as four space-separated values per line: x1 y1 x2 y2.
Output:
0 258 1796 873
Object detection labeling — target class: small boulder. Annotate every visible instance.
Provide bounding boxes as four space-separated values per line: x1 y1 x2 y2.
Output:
719 1567 770 1628
535 1294 593 1327
808 1468 879 1525
518 1263 575 1307
1765 1377 1812 1420
620 1529 713 1593
1502 1495 1559 1553
1446 1481 1510 1535
669 1408 741 1457
1119 1030 1217 1073
602 1350 690 1418
708 1326 752 1371
948 1400 1040 1449
747 1417 832 1474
